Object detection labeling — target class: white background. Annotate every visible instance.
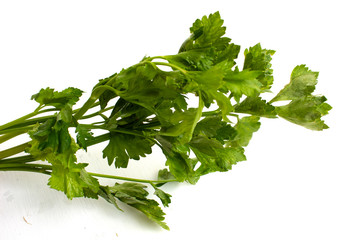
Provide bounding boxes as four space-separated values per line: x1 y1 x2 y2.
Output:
0 0 359 239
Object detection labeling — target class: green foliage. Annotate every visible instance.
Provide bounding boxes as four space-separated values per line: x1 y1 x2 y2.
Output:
100 182 169 230
102 133 153 168
271 64 319 102
31 87 83 109
0 11 331 230
243 43 276 91
234 96 277 118
271 65 332 130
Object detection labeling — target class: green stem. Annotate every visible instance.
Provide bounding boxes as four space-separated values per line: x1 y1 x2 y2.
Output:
81 106 114 120
74 86 120 120
0 162 177 185
0 163 51 175
86 133 111 147
73 101 100 114
0 131 27 144
80 124 149 138
0 125 35 135
152 61 187 74
0 167 51 175
0 155 37 164
0 163 51 169
202 109 238 117
74 96 98 121
3 115 55 131
89 172 178 184
0 142 31 160
0 106 43 132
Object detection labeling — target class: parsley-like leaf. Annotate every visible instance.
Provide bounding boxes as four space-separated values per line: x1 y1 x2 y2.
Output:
0 11 332 231
75 125 94 151
276 96 331 130
31 87 83 108
103 133 153 168
190 136 246 174
109 182 169 230
154 187 172 208
234 96 277 118
271 65 318 102
244 43 276 91
271 65 331 130
223 68 263 101
229 116 261 148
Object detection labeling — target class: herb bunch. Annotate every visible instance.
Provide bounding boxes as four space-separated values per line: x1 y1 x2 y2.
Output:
0 12 331 229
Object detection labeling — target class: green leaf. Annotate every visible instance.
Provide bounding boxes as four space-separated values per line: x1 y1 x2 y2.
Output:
103 133 153 168
156 135 199 184
156 168 176 187
276 96 331 130
109 182 169 230
271 65 318 102
234 96 277 118
110 182 149 200
270 65 331 130
208 90 233 121
189 136 246 174
154 187 172 207
187 11 230 51
229 116 261 147
31 87 83 108
243 43 275 90
48 162 84 199
28 118 72 155
215 43 241 65
58 104 73 123
98 186 123 211
48 154 100 199
158 168 175 181
223 68 263 101
178 11 239 69
166 49 214 71
75 125 94 151
129 199 169 230
95 73 118 109
159 103 203 144
190 61 229 90
194 116 237 144
45 135 100 199
105 63 183 113
29 118 56 140
79 169 100 198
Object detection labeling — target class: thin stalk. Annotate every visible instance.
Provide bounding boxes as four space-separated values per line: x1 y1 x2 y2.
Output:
81 124 147 138
86 133 111 147
0 163 52 170
152 61 187 75
0 167 51 175
81 106 114 120
73 96 98 121
0 142 31 160
0 162 177 185
201 110 238 118
73 101 100 114
0 131 28 144
0 163 52 175
3 115 56 130
89 172 178 184
74 86 115 120
0 106 43 131
0 155 37 164
0 125 35 135
0 108 57 135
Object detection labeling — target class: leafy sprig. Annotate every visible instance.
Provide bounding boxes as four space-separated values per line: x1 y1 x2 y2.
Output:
0 11 331 229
